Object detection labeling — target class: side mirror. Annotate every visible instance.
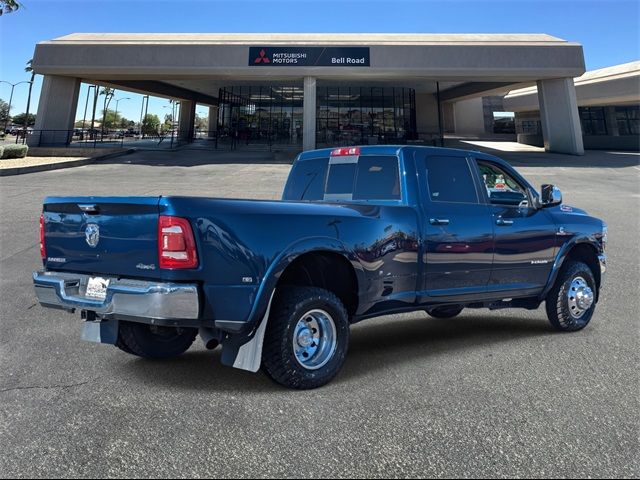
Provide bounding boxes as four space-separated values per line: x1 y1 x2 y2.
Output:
541 184 562 207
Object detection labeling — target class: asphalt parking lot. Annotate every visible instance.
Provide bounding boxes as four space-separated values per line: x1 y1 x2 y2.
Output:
0 147 638 478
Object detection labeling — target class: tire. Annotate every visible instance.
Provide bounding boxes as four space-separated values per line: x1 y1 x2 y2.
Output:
545 260 597 332
426 305 464 319
115 321 198 359
262 286 350 390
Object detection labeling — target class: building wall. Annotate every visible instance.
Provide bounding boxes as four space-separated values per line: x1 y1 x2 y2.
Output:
415 93 440 136
515 104 640 151
453 97 485 135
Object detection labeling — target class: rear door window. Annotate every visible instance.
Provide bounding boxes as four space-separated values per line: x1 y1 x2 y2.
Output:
425 156 478 204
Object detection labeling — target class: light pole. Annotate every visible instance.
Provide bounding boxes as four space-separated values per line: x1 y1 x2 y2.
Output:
1 80 32 133
113 97 130 146
139 95 149 138
197 109 207 138
81 85 96 141
113 97 130 131
163 100 177 147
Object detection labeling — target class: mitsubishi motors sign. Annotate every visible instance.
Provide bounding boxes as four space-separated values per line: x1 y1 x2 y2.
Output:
249 47 370 67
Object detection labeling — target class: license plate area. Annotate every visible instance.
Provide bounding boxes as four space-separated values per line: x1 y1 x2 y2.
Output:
85 276 110 301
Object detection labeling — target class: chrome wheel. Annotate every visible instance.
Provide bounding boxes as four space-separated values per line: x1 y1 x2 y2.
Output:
567 276 594 319
292 309 337 370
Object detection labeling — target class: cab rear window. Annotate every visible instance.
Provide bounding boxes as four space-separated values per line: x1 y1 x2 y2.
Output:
353 156 400 200
284 157 328 201
284 155 401 202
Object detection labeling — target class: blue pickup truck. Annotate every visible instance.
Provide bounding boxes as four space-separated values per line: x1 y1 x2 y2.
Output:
33 146 607 389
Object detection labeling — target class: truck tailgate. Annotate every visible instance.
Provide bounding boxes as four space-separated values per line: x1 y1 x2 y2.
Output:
43 196 161 277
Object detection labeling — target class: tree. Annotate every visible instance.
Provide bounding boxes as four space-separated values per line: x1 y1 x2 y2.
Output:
24 59 36 131
99 87 115 134
101 108 123 130
141 113 160 135
11 112 36 127
0 99 9 126
0 0 20 15
195 113 208 131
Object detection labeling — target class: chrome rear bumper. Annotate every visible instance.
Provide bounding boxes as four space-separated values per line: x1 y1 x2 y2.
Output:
33 270 199 321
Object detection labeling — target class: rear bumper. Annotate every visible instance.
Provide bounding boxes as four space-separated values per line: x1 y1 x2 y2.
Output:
33 270 199 322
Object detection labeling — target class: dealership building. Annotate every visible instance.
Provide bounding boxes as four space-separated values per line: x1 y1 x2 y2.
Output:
30 33 591 154
504 61 639 151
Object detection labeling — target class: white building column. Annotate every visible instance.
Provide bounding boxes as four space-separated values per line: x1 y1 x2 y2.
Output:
29 75 81 146
178 100 196 142
303 77 316 151
537 78 584 155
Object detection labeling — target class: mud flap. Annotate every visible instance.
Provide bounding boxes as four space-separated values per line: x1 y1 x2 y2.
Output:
81 319 119 345
220 291 275 373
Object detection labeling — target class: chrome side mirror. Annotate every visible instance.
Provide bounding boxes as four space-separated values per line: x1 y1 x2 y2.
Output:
541 184 562 207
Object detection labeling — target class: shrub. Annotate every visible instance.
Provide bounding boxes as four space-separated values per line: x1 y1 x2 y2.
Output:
1 144 28 159
0 146 4 159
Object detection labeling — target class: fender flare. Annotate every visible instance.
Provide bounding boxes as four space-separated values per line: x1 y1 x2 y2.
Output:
221 236 365 372
540 236 601 301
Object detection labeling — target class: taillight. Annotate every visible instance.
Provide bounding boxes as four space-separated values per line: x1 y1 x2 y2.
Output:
39 213 46 260
158 216 198 269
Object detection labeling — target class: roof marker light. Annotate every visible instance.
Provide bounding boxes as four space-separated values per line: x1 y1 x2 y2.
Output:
330 147 360 156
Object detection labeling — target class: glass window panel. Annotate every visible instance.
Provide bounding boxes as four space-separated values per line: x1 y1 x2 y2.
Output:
477 161 528 206
425 156 478 204
284 157 329 201
326 163 356 194
354 155 401 200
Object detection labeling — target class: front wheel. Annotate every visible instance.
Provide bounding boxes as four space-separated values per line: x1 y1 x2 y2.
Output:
545 260 597 332
262 286 350 390
116 321 198 359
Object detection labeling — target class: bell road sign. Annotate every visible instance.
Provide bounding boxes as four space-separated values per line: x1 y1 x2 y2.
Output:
249 47 370 67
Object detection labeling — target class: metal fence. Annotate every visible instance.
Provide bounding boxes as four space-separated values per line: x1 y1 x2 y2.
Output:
6 129 189 150
208 129 444 152
3 128 444 152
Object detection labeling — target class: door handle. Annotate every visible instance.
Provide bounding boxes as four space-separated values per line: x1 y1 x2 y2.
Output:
429 218 450 225
496 218 514 226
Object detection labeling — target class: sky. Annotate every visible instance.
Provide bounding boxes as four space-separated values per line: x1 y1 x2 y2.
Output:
0 0 638 124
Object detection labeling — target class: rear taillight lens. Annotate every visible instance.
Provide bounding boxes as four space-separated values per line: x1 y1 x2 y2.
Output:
39 213 46 260
158 216 198 269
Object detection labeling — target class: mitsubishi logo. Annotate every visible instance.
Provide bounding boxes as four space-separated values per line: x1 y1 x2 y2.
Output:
85 223 100 248
254 49 270 64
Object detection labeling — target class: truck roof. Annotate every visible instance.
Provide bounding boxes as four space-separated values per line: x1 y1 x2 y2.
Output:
297 145 501 162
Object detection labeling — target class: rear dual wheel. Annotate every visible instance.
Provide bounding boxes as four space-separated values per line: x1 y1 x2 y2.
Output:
116 321 197 359
262 286 350 390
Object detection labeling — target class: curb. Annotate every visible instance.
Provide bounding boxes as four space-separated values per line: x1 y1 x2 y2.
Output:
0 148 137 176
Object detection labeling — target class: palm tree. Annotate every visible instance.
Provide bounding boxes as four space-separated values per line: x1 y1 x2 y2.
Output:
23 59 35 137
99 87 115 137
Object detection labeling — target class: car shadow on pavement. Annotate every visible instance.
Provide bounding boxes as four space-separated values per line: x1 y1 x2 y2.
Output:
118 313 554 393
336 313 554 385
